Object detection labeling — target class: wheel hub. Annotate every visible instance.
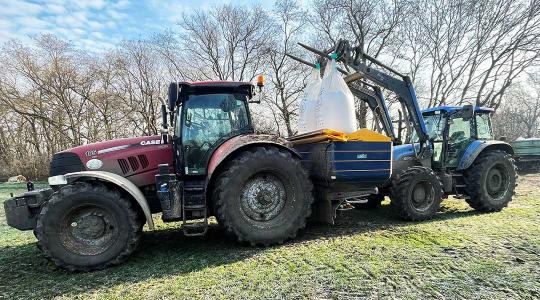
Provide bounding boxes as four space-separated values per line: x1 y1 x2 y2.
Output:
487 168 503 194
61 207 118 256
240 173 287 221
412 185 427 203
71 213 108 240
410 181 434 211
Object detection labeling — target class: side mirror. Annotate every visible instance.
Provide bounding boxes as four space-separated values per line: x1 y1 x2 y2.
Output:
462 104 474 120
159 97 169 144
168 82 179 109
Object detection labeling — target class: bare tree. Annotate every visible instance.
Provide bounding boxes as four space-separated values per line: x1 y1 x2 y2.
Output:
265 0 309 136
178 4 274 82
400 0 540 108
492 73 540 140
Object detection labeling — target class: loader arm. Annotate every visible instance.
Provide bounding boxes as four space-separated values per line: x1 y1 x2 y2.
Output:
349 81 395 141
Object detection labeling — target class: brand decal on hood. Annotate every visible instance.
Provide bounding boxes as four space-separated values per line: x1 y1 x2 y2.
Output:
85 150 97 157
140 139 162 146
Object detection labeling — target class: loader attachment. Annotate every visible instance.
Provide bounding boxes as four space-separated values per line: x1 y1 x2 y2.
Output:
288 39 432 167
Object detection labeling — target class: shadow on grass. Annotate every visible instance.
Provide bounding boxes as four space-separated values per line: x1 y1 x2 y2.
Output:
0 202 481 299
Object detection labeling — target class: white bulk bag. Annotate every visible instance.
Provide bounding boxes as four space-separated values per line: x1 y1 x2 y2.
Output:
315 56 357 133
298 66 322 134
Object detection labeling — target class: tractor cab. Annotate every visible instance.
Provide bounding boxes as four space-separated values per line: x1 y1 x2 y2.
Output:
167 81 255 176
417 105 494 169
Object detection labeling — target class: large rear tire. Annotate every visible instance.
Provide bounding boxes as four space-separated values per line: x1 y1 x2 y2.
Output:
464 150 517 212
213 146 313 246
390 166 443 221
34 182 142 271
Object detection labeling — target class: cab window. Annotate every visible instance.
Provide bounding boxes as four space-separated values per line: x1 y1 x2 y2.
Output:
182 93 250 174
476 113 493 140
446 116 473 167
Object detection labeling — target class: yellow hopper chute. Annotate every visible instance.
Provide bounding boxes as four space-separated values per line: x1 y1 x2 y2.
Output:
288 128 391 146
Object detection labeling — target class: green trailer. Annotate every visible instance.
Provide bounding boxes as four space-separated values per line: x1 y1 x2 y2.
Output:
511 138 540 173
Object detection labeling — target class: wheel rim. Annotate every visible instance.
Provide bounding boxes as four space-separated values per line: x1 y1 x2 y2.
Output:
486 163 509 198
240 172 287 222
410 180 435 211
61 205 118 256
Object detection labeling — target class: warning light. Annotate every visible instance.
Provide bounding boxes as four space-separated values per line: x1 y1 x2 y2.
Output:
257 75 265 89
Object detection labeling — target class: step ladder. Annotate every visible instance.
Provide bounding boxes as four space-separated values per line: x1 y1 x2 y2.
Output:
181 183 209 236
451 173 470 199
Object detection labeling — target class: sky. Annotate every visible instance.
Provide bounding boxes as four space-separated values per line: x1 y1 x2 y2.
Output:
0 0 269 53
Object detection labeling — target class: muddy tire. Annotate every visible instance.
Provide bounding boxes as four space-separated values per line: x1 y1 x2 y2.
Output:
464 150 517 212
353 194 384 210
213 146 313 246
34 181 142 271
390 166 443 221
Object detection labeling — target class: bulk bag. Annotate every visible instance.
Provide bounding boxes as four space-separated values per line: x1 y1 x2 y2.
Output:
315 54 357 133
298 65 322 134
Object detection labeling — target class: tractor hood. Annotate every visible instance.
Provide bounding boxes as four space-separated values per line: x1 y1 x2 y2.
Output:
50 135 173 187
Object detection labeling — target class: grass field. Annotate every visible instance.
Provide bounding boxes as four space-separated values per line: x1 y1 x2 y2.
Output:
1 176 539 299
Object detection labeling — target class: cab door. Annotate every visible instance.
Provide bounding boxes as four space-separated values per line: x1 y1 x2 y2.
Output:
445 115 474 168
180 93 251 176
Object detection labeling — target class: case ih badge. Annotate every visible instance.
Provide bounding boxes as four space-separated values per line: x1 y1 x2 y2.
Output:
140 139 161 146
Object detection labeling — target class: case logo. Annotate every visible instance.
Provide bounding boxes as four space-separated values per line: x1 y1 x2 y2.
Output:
140 139 162 146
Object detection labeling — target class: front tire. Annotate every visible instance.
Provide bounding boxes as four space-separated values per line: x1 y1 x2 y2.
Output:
390 166 443 221
34 182 142 271
464 150 517 212
213 146 313 246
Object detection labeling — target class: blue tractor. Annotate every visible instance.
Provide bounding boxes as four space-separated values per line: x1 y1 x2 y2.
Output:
388 105 517 214
291 40 517 220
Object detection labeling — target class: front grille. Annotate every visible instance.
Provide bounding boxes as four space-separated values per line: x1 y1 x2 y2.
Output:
118 155 149 174
138 155 149 169
128 156 139 171
49 152 84 176
118 158 130 174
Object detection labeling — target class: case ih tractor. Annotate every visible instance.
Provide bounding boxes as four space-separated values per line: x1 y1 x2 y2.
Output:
5 81 316 271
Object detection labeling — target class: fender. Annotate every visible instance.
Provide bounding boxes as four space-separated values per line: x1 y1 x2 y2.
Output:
457 140 514 170
48 171 155 230
207 134 300 180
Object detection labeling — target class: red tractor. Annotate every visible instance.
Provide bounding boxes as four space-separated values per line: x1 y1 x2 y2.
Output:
5 81 316 271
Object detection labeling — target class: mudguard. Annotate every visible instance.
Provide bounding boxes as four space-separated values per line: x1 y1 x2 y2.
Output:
48 171 155 230
207 134 300 180
457 140 514 170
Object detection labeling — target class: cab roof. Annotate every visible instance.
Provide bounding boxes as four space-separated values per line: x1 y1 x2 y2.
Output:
422 105 494 114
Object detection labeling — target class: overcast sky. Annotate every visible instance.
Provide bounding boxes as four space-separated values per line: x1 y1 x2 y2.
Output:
0 0 269 53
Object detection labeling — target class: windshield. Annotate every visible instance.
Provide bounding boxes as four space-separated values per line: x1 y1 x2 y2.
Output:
411 113 446 142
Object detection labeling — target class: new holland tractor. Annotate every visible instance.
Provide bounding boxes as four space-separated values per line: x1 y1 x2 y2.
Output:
289 40 517 216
